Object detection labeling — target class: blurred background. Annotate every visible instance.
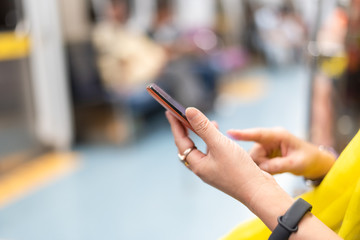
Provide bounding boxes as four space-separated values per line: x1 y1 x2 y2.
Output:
0 0 359 239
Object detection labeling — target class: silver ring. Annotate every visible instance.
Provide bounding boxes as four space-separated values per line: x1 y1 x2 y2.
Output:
178 146 197 164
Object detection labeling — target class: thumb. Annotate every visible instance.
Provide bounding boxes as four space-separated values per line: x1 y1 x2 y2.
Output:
186 107 222 146
258 157 291 175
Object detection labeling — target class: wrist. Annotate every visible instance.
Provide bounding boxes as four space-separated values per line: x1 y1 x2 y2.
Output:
245 173 295 230
304 144 337 180
269 198 312 240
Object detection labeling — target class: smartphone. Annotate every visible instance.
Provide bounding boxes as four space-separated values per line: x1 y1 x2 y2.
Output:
146 83 194 131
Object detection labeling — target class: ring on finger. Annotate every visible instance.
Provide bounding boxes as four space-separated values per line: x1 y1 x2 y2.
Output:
178 146 197 166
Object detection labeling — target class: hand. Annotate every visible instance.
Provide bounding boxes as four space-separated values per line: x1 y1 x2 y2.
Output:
166 113 342 238
166 108 296 229
165 108 274 205
227 128 336 180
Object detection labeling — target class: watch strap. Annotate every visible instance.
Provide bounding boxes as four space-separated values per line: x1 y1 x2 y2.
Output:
269 198 312 240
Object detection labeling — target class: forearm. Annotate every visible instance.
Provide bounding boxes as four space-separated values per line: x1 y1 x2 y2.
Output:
241 177 341 239
246 178 294 230
290 212 342 240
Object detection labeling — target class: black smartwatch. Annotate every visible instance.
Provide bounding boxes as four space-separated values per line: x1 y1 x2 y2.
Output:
269 198 312 240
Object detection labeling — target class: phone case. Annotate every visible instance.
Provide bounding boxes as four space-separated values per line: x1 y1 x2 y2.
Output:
146 84 195 132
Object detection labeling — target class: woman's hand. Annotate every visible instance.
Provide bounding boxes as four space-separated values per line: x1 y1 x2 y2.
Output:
166 107 296 229
227 128 336 180
166 110 342 239
166 107 276 205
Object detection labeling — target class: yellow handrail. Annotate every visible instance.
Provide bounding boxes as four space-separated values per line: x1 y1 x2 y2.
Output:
0 31 30 61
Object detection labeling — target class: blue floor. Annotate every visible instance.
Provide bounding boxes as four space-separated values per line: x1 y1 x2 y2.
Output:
0 65 311 240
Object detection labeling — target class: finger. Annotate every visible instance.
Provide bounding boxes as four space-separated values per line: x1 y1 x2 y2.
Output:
166 111 194 152
227 128 275 143
166 111 188 139
184 147 206 170
258 157 291 175
248 143 268 164
166 111 206 167
185 107 223 147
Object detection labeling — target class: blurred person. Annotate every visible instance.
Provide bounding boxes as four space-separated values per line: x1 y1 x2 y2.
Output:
146 0 247 112
311 3 350 148
147 0 179 54
146 0 220 111
254 2 307 67
92 0 167 95
91 0 171 141
166 107 360 239
93 0 219 121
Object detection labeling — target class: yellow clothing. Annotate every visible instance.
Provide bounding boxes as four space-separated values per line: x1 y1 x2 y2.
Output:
222 130 360 240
